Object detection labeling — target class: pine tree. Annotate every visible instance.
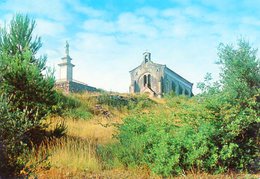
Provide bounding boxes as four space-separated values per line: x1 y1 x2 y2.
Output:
0 14 58 176
0 14 57 122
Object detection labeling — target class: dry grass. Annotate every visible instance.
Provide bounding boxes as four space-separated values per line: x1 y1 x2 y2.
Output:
31 114 260 179
174 173 260 179
49 116 116 144
31 92 122 177
67 118 115 144
31 134 101 177
38 167 158 179
28 93 259 178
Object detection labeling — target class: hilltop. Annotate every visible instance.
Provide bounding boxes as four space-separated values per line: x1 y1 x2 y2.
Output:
25 92 258 178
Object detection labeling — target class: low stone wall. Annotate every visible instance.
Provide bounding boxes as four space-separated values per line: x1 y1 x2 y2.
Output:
55 81 98 93
69 81 97 92
55 81 70 93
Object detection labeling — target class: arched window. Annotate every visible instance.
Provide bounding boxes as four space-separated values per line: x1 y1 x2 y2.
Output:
185 89 189 96
144 75 147 87
178 85 183 95
134 81 139 92
148 74 151 88
172 81 176 92
165 80 170 92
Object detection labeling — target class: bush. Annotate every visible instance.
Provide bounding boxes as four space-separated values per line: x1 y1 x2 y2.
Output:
0 94 32 176
128 95 155 111
97 93 155 111
56 92 81 110
56 93 93 120
64 107 93 120
99 97 218 176
97 93 130 110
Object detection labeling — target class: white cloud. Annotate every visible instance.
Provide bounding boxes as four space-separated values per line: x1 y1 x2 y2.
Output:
83 12 159 39
83 19 115 34
67 0 105 18
117 13 158 38
35 19 65 37
170 0 192 6
161 8 182 18
199 0 237 11
135 7 159 18
241 17 260 27
183 6 205 18
2 0 70 22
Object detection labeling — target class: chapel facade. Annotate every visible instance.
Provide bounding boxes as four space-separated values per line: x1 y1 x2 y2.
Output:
129 52 193 98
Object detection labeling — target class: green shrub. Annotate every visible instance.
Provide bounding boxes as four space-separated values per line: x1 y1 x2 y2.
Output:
56 93 93 120
97 93 155 111
200 39 260 172
99 97 219 176
128 95 155 111
64 106 93 120
56 92 81 110
97 93 129 109
0 94 32 176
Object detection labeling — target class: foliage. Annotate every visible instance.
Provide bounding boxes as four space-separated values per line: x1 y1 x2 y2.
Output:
197 73 221 95
0 14 42 66
127 94 155 111
99 97 218 176
206 39 260 171
56 91 81 110
0 14 59 176
217 39 260 101
56 93 94 120
64 107 93 120
0 94 33 176
97 93 129 108
0 14 57 122
99 39 260 176
97 93 155 111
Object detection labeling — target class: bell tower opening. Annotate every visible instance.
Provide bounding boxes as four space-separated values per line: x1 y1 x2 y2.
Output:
143 51 151 63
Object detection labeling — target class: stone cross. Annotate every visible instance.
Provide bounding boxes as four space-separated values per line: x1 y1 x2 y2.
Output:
65 41 69 56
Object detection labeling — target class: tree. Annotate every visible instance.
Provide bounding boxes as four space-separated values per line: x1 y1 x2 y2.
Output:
0 14 57 122
217 39 260 102
205 39 260 172
0 14 58 176
0 14 44 68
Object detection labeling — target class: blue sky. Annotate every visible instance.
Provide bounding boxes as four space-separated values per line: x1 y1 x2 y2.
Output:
1 0 260 94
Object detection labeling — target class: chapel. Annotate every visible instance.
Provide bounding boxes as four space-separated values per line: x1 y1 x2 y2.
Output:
129 52 193 97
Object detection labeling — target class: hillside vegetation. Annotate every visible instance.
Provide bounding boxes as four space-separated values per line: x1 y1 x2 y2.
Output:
35 90 259 178
0 14 259 178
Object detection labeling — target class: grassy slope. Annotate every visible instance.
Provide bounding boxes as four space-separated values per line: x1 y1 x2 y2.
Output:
29 92 259 178
32 92 143 178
